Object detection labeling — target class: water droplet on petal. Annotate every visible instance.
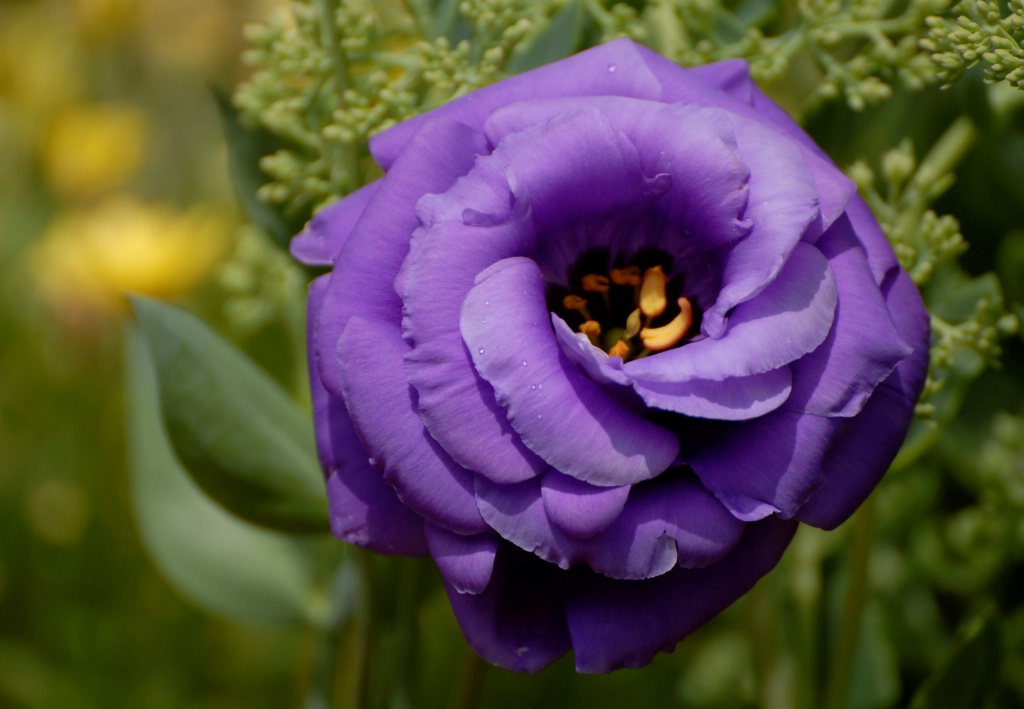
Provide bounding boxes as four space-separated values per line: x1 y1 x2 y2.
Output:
477 347 485 355
607 63 617 73
368 457 377 467
536 414 543 420
521 359 528 367
484 300 490 306
530 384 537 390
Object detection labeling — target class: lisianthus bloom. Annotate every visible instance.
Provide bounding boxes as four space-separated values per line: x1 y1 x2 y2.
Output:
296 39 929 673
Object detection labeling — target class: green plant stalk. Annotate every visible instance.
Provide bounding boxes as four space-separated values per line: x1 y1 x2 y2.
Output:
823 494 877 709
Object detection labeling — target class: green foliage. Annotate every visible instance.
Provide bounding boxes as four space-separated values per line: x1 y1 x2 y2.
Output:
923 0 1024 89
125 326 327 626
130 296 329 533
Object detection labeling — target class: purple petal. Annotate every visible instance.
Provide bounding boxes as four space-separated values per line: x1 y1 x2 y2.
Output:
787 215 913 417
337 315 488 535
461 257 680 487
369 38 662 170
476 472 744 580
796 268 929 528
424 523 498 595
551 315 633 390
566 516 797 673
484 98 751 252
686 411 847 520
307 277 426 555
315 120 488 398
402 207 546 484
443 544 571 674
631 367 792 420
290 181 380 266
540 469 630 540
701 115 822 338
845 194 901 285
632 44 854 231
625 243 837 382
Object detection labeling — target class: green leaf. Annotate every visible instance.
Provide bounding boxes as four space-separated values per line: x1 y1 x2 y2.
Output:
910 610 1002 709
507 0 584 73
212 86 307 247
131 296 329 533
125 326 325 625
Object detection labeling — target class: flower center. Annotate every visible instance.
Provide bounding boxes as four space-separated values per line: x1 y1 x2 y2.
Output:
548 251 699 361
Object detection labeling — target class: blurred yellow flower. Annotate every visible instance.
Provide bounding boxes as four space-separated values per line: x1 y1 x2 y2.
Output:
32 197 234 315
44 104 148 198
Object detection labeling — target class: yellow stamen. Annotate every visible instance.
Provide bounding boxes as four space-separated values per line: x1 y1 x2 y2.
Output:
608 339 630 359
639 266 667 318
639 297 693 352
624 308 642 339
579 320 601 345
581 274 610 293
610 266 641 286
562 293 592 321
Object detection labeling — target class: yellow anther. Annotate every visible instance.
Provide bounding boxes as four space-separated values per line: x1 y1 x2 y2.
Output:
579 320 601 345
608 339 630 359
562 293 593 321
610 266 641 286
624 308 642 339
639 298 693 352
640 266 668 318
581 274 610 293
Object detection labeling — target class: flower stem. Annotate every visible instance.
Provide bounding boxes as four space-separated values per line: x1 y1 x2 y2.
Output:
454 649 487 709
823 495 877 709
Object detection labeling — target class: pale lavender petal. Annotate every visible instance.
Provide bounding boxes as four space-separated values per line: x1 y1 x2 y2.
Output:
796 268 929 528
461 257 679 486
787 215 912 417
701 115 821 338
625 243 837 382
316 120 488 398
631 367 792 420
443 545 571 674
307 277 426 556
290 181 380 266
369 38 661 169
540 469 630 540
337 315 488 535
402 207 545 484
551 315 633 390
425 523 499 595
566 516 797 673
686 410 846 520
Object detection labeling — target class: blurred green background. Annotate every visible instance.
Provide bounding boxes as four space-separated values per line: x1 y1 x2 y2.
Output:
2 0 1024 707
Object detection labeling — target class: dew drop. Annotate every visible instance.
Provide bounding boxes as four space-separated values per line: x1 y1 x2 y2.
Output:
536 414 543 420
607 63 617 73
484 300 490 306
530 384 537 390
521 359 528 367
368 457 377 467
477 347 486 355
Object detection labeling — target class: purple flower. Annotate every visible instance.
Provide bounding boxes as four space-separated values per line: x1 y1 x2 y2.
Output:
294 39 929 673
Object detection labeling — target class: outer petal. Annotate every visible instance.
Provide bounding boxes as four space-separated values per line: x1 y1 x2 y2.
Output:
796 268 930 528
632 44 855 231
540 469 630 540
566 516 798 673
307 276 426 556
686 411 847 520
369 38 662 169
337 315 488 535
425 523 499 595
461 257 680 487
403 204 546 484
631 367 792 420
846 194 901 285
475 473 745 580
786 215 913 417
316 120 488 398
290 181 380 266
625 243 837 382
443 544 571 674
